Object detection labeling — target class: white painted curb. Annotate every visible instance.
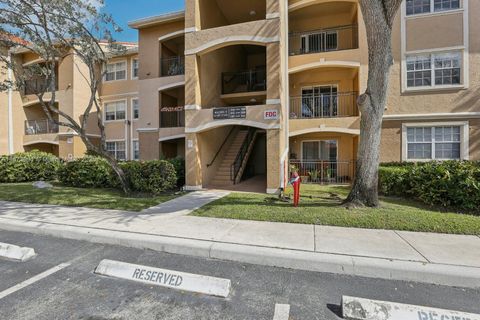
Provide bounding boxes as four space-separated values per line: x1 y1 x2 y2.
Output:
0 242 36 262
342 296 480 320
94 259 231 298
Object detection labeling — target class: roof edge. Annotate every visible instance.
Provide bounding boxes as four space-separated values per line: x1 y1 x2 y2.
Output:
128 10 185 29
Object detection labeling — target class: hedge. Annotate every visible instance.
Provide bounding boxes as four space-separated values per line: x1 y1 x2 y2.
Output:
120 160 177 194
58 156 118 188
0 151 61 183
58 157 178 194
379 161 480 213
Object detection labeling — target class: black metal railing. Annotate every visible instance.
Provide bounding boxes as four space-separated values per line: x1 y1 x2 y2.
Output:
222 67 266 95
160 110 185 128
289 160 355 185
231 128 257 184
24 119 59 135
24 78 58 95
207 127 236 168
289 92 358 119
289 25 359 56
161 56 185 77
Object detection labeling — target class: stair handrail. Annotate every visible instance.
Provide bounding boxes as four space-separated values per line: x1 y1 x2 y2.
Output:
230 128 257 184
206 127 236 168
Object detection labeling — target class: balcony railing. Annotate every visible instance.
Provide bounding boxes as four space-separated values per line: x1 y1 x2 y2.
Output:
289 92 358 119
160 109 185 128
24 78 58 95
290 160 355 185
222 67 266 95
161 56 185 77
289 25 359 56
25 119 59 135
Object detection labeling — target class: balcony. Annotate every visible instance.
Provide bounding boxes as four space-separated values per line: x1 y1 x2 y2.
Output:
25 119 59 135
289 25 358 56
289 160 355 185
160 108 185 128
24 78 58 95
161 56 185 77
222 68 266 95
289 92 358 119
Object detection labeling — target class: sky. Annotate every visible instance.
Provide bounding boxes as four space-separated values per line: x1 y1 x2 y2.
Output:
101 0 185 42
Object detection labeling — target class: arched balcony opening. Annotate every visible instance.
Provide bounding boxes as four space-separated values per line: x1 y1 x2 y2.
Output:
160 35 185 77
199 44 267 108
289 66 360 119
289 1 359 56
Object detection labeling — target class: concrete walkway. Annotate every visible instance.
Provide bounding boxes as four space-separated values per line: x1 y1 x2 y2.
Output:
0 192 479 288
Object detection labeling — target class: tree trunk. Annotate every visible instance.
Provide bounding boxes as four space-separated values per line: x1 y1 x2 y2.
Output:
103 153 131 195
80 136 131 195
344 0 401 208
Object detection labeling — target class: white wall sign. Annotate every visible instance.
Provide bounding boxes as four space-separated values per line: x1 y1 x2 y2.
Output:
342 296 480 320
95 259 231 298
67 138 73 144
187 139 193 149
264 110 279 120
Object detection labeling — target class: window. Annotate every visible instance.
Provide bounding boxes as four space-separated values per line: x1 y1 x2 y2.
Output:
434 0 460 12
302 140 337 161
132 140 140 160
106 141 126 161
406 126 462 160
104 101 126 121
406 0 460 15
301 31 338 54
406 55 431 87
301 85 338 118
105 61 127 81
132 59 139 79
406 51 461 88
406 0 431 15
132 98 139 119
434 52 461 85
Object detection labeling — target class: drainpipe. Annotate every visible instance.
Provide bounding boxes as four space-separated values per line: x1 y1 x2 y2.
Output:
7 51 14 155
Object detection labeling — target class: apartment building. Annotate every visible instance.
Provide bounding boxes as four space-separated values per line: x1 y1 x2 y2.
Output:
128 0 479 194
0 41 139 161
2 0 479 195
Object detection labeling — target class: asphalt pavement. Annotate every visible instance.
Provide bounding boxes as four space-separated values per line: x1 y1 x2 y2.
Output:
0 230 479 320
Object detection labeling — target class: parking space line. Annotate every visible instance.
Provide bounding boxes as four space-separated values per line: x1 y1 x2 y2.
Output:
273 304 290 320
0 263 70 300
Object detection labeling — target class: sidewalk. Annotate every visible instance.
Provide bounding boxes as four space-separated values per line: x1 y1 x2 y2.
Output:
0 191 479 288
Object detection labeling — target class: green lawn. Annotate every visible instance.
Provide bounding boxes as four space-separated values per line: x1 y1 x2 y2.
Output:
0 183 181 211
192 184 480 235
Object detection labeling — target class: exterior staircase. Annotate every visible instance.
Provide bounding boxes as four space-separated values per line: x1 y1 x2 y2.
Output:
209 130 249 186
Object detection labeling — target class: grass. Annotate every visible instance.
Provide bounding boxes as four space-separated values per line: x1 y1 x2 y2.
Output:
0 182 182 211
192 184 480 235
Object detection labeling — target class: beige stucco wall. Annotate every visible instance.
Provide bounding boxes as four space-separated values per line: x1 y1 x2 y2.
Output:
380 119 480 163
185 19 279 55
138 21 185 80
289 132 356 162
405 13 464 52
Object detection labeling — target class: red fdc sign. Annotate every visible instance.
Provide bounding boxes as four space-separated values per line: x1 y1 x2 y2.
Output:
264 110 279 120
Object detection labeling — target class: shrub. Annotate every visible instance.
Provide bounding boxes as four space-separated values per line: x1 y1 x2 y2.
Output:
378 166 411 196
0 151 61 183
58 156 117 188
121 160 177 194
379 161 480 213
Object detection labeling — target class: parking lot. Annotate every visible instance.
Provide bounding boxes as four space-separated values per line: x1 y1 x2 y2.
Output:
0 230 479 320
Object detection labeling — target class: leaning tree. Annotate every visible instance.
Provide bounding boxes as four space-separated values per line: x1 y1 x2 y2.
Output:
344 0 403 208
0 0 131 193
